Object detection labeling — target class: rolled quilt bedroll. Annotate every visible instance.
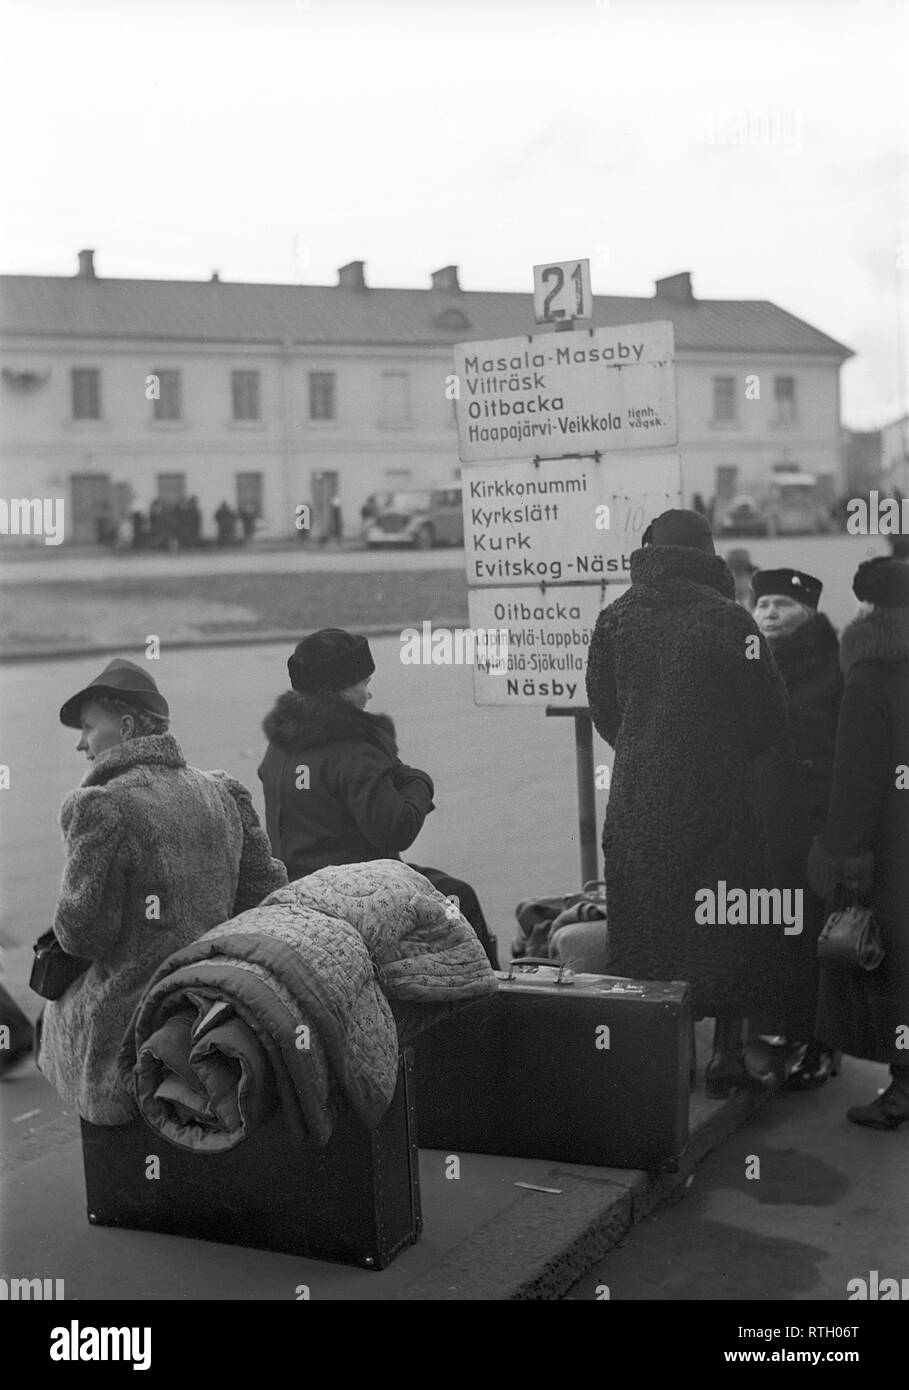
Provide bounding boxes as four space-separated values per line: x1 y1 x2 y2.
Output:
118 859 497 1153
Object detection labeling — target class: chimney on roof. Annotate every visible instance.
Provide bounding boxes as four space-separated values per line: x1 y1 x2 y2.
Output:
211 271 221 282
430 265 460 292
337 260 367 290
655 271 694 302
77 249 96 279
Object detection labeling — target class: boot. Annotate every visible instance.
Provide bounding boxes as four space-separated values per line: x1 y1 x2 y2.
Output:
846 1067 909 1131
705 1015 776 1098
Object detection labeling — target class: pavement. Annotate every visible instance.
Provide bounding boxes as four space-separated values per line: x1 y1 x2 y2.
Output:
0 1020 778 1301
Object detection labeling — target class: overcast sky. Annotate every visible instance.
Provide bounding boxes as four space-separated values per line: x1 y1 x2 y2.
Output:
1 0 906 428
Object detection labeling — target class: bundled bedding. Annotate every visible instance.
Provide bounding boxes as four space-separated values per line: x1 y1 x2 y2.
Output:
118 859 497 1152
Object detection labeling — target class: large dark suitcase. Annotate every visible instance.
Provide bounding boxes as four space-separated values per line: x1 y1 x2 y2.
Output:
81 1049 421 1270
413 972 691 1172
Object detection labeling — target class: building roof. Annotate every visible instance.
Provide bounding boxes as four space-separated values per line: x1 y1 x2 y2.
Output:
0 272 854 358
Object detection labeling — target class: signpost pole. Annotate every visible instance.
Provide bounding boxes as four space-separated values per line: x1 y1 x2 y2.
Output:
545 706 600 886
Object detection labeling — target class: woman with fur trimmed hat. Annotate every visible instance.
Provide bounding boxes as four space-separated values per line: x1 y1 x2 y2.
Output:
38 659 288 1124
807 557 909 1129
750 568 843 1088
585 510 790 1094
258 629 499 967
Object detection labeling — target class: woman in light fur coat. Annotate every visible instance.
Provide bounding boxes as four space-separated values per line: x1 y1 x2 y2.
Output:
37 658 287 1125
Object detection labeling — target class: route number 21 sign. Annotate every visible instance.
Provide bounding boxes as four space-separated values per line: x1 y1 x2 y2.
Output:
533 258 592 324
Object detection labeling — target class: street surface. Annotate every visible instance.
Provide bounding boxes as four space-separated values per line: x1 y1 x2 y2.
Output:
564 1057 908 1301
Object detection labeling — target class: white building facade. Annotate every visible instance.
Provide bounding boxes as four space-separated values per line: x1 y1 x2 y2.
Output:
0 255 852 543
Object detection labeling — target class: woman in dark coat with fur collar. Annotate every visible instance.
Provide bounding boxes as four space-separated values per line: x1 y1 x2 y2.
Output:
751 569 843 1087
258 629 499 967
585 510 790 1094
808 558 909 1130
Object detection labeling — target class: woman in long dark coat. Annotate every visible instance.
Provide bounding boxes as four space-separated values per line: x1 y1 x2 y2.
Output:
808 557 909 1130
585 510 789 1095
751 568 843 1087
258 628 499 968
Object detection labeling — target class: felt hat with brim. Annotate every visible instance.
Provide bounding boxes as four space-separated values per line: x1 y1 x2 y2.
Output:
59 658 169 728
752 568 822 610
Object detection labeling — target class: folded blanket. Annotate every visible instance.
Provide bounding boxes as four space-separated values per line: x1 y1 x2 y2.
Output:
119 860 496 1152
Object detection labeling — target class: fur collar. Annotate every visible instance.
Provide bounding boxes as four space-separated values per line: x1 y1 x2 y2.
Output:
263 690 398 754
764 611 839 689
630 544 736 601
81 733 186 787
839 607 909 676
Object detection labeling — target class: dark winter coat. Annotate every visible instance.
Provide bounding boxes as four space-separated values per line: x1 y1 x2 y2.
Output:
753 612 843 1035
585 544 790 1015
258 692 435 880
809 607 909 1065
38 735 288 1123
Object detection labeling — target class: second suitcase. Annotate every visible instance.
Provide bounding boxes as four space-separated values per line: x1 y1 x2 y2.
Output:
413 972 691 1172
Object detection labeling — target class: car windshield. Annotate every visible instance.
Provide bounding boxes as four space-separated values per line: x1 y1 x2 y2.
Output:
384 491 431 511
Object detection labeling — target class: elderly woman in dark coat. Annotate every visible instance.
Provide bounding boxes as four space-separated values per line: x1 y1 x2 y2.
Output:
258 629 499 967
751 569 843 1087
38 659 287 1124
585 510 789 1095
808 557 909 1130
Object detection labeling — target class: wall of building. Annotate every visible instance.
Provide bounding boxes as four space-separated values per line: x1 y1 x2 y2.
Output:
1 336 846 542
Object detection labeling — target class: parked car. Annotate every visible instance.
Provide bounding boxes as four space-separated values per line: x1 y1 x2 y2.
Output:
765 474 833 535
717 495 769 538
363 487 463 550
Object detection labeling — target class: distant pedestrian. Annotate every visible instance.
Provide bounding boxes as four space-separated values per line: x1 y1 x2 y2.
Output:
692 492 709 518
329 495 343 543
215 501 237 546
130 509 147 550
808 557 909 1130
751 568 843 1088
585 509 789 1095
725 548 758 611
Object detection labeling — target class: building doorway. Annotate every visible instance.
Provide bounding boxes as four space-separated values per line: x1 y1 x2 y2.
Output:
69 473 112 544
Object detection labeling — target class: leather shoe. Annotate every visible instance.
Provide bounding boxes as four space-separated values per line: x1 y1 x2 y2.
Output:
784 1044 841 1091
847 1082 909 1131
705 1056 777 1099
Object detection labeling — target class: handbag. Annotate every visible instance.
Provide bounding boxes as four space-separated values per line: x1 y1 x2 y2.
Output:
817 898 885 974
29 929 92 1001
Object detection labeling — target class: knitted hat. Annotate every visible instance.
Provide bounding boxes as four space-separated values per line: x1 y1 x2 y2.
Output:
287 628 376 693
60 658 169 728
852 556 909 609
752 568 822 610
641 508 715 554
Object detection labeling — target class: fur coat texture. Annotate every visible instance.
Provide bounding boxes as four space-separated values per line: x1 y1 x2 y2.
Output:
38 734 287 1123
753 611 843 1035
258 692 435 880
585 544 790 1015
809 607 909 1064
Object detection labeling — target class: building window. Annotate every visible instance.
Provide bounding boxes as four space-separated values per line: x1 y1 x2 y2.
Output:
156 473 187 505
152 369 182 421
232 370 261 421
309 371 336 421
71 368 101 420
774 375 797 424
379 371 411 427
712 376 737 422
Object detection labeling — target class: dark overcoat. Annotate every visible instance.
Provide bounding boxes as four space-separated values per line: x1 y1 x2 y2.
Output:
754 611 843 1035
810 607 909 1065
585 544 790 1016
257 692 435 880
